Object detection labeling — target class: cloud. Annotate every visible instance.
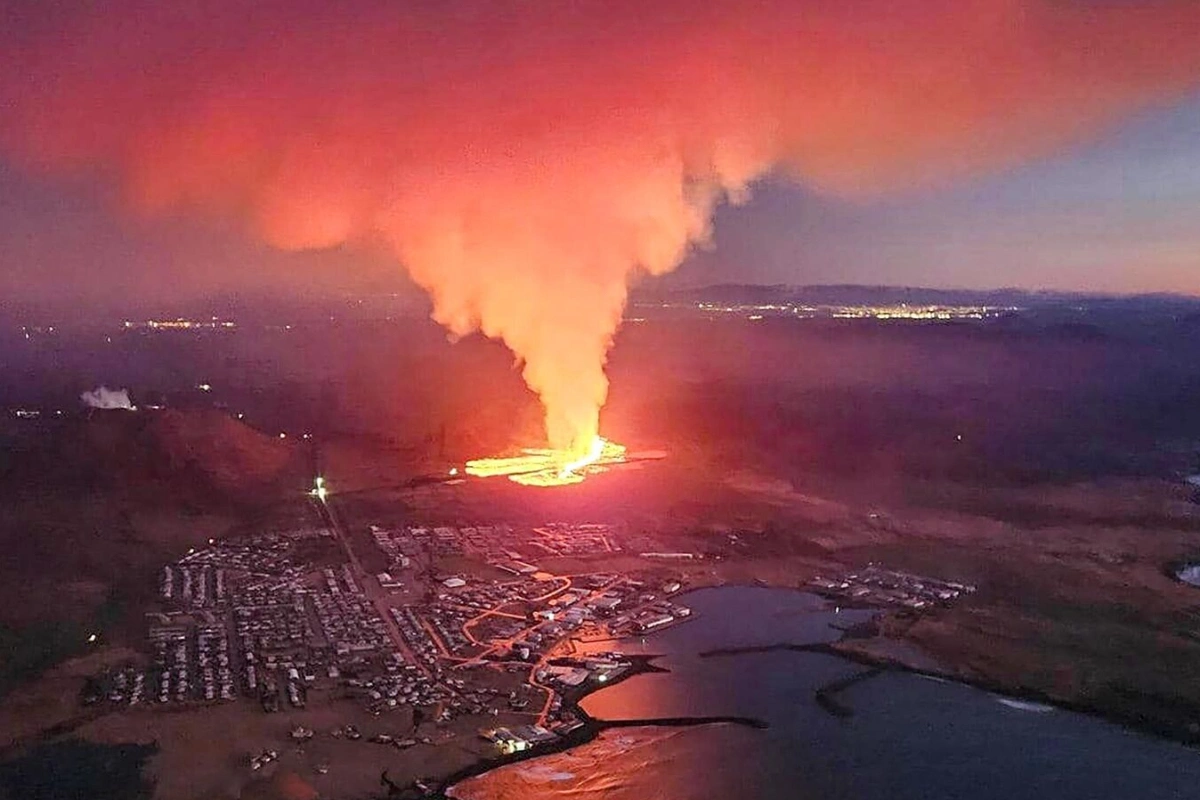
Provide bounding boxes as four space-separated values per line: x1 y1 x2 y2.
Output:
3 0 1198 449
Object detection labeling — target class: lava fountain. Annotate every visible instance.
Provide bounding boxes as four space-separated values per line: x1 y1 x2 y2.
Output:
466 437 627 487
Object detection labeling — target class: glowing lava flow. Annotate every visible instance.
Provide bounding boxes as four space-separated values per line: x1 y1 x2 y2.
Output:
465 437 626 487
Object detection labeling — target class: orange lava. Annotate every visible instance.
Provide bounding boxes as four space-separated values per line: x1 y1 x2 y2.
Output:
465 437 626 487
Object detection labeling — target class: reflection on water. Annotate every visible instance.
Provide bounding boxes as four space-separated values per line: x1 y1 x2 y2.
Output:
453 587 1200 800
451 727 748 800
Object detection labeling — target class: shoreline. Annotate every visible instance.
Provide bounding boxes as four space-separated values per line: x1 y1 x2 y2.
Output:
686 582 1200 749
431 584 1200 799
700 635 1200 750
426 653 767 800
824 638 1200 750
9 585 1199 799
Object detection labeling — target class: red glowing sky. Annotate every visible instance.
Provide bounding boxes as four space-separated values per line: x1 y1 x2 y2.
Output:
0 0 1198 305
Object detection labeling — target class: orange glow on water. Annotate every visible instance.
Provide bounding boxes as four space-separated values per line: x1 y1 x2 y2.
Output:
466 437 626 487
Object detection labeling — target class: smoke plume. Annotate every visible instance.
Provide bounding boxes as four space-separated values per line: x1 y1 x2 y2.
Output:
3 0 1199 452
81 387 136 411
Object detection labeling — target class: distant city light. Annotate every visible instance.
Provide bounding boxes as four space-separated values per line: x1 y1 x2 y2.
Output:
87 633 98 643
449 467 459 476
197 383 212 392
645 301 1020 322
124 319 236 331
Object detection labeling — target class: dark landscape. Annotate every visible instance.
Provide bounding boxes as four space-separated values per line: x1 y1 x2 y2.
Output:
5 288 1200 798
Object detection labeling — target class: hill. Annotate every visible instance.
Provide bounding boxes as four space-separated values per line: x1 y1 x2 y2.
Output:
0 409 302 691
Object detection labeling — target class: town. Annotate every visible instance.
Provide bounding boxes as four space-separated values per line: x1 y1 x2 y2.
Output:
807 564 976 610
76 488 993 789
82 509 697 763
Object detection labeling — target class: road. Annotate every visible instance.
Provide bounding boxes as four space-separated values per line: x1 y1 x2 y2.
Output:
311 494 430 677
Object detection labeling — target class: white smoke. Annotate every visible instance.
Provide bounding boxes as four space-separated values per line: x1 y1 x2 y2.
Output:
80 386 136 410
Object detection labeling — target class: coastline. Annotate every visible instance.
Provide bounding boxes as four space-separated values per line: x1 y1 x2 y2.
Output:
427 652 766 799
706 635 1200 742
824 637 1200 750
433 583 1200 799
8 584 1199 800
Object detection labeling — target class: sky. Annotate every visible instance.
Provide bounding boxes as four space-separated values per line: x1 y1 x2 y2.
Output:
0 0 1198 309
682 95 1200 294
5 92 1200 305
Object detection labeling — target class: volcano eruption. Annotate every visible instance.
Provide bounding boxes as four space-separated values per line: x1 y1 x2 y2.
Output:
3 0 1200 475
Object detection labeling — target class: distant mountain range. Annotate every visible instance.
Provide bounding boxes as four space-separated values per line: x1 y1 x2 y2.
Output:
634 283 1200 309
